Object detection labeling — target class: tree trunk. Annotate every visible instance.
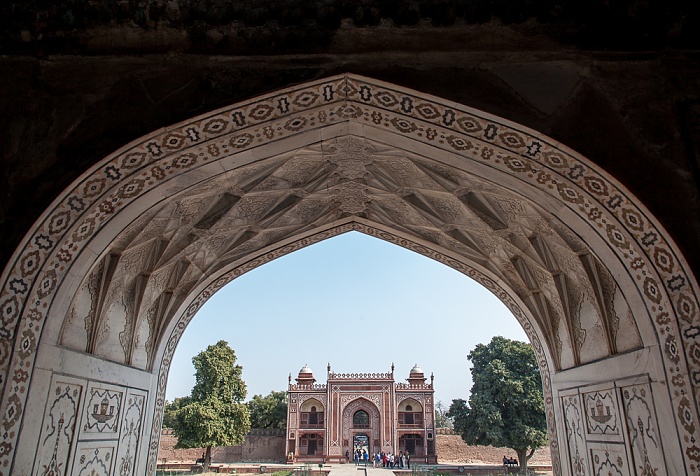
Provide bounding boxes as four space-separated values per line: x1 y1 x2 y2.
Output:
204 446 212 473
515 447 536 474
516 448 527 474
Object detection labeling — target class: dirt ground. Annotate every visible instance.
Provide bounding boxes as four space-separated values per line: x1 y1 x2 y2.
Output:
436 434 551 466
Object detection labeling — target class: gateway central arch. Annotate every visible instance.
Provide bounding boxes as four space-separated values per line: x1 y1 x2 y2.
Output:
0 75 697 476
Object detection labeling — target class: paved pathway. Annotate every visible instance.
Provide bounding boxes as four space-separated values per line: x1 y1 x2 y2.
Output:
326 464 408 476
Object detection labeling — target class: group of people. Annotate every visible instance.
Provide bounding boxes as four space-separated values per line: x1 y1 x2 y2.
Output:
346 449 411 469
502 455 518 467
377 451 410 469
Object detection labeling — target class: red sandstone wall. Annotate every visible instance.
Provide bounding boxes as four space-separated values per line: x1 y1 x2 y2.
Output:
157 429 286 463
158 429 551 466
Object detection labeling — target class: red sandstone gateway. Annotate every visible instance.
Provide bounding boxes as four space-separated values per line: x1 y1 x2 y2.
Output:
286 364 437 464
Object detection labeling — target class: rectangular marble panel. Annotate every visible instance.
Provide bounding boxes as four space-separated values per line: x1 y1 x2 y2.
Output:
561 393 588 476
620 383 666 475
80 382 124 438
583 388 621 439
588 443 630 476
33 375 85 476
114 388 147 476
71 441 117 476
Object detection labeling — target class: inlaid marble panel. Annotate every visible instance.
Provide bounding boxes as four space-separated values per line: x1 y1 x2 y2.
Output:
114 389 146 476
583 389 620 437
81 384 123 437
621 384 666 475
71 442 116 476
33 376 84 476
563 394 588 476
589 445 629 476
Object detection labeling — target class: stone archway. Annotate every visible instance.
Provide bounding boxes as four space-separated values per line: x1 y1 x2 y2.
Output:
0 74 698 476
342 398 381 456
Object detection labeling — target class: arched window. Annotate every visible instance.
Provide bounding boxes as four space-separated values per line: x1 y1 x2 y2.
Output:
353 410 369 428
301 403 324 428
399 404 423 427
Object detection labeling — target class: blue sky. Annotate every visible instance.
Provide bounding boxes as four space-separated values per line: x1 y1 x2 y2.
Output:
165 231 528 407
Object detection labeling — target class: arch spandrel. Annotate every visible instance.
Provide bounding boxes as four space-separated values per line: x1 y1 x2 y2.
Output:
0 74 697 476
300 398 325 413
398 398 423 412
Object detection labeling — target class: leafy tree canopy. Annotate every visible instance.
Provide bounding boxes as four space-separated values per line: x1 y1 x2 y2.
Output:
171 340 251 472
247 390 288 429
163 396 192 429
448 336 547 473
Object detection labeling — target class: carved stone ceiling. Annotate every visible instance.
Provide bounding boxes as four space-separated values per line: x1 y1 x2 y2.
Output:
60 135 642 371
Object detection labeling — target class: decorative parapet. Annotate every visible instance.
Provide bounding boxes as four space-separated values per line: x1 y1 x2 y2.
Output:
436 428 457 435
248 428 287 437
161 427 285 437
328 372 392 379
395 383 433 390
288 384 327 391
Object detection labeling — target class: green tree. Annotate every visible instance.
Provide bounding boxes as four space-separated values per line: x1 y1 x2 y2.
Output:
171 340 251 472
448 336 547 473
247 390 288 429
163 396 192 429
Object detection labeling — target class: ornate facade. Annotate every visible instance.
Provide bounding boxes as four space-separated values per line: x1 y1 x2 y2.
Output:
286 365 437 464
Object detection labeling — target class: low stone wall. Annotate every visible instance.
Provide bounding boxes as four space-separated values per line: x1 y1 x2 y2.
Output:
436 428 457 435
157 429 552 467
158 428 286 464
218 429 287 463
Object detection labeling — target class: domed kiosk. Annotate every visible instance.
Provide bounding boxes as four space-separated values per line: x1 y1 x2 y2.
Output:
295 365 316 386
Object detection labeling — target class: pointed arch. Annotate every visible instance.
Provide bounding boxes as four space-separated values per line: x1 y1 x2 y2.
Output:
342 397 382 455
0 74 697 476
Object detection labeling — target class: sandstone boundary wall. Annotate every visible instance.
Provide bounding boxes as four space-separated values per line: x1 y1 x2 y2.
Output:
158 429 552 466
158 428 286 464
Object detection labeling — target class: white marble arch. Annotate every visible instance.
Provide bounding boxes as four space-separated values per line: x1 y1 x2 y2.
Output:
0 74 697 476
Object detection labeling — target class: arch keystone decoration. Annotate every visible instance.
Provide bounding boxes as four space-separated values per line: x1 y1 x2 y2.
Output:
0 74 698 476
